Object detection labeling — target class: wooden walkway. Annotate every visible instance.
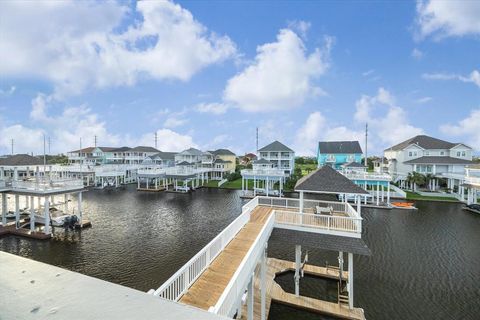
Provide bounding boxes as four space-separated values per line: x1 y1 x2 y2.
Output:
241 258 365 320
179 206 274 310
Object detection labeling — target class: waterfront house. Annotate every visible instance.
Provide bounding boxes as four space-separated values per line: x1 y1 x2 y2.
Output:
258 141 295 175
384 135 473 192
175 147 205 165
240 153 257 165
0 154 44 180
317 141 363 170
142 151 176 167
210 149 236 180
68 146 160 165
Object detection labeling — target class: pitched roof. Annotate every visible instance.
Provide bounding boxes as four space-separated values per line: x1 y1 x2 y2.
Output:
177 161 193 166
385 135 461 151
258 141 294 152
151 151 176 160
295 165 369 195
179 148 204 156
342 161 366 168
69 147 96 153
130 146 160 153
212 148 236 156
112 146 131 152
244 153 257 159
97 147 117 152
404 156 473 165
0 154 44 166
318 141 362 154
253 158 273 165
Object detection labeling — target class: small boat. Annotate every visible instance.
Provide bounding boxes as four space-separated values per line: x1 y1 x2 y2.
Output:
391 202 417 210
463 204 480 215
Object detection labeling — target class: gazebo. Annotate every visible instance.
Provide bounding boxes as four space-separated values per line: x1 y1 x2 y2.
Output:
295 165 370 216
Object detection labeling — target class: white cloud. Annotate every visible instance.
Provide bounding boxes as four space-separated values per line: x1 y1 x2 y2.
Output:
224 28 331 112
0 124 45 155
0 0 236 98
294 112 362 156
411 48 424 59
354 88 424 147
440 109 480 150
163 116 188 128
287 20 311 39
362 69 375 77
137 129 197 152
415 0 480 39
0 86 16 96
422 70 480 88
415 96 433 104
195 102 229 115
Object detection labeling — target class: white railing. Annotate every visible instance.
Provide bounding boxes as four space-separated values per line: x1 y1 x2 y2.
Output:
137 167 166 176
210 212 275 316
343 172 392 181
218 178 228 186
241 169 286 177
152 197 259 301
274 210 361 234
465 176 480 186
256 196 360 218
12 179 84 192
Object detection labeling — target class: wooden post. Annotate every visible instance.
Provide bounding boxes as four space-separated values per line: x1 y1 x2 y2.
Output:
44 196 50 235
1 193 7 226
295 245 301 296
247 272 254 320
30 196 35 231
78 192 83 225
15 194 19 229
348 252 354 310
261 244 267 320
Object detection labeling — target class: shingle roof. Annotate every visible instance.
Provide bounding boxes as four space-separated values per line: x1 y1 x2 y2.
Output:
318 141 362 154
112 146 131 152
177 161 193 166
253 158 273 165
385 135 461 151
212 149 236 156
97 147 117 152
342 162 366 168
130 146 160 153
179 148 204 156
404 156 473 165
69 147 96 153
0 154 44 166
467 164 480 169
151 152 176 160
258 141 294 152
269 229 371 256
295 165 369 194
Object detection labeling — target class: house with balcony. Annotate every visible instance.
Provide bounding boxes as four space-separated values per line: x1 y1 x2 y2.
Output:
210 149 236 180
384 135 473 191
258 141 295 175
142 151 177 167
317 141 363 170
175 148 205 166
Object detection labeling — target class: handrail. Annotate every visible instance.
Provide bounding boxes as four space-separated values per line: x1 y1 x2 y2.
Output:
152 197 259 301
343 172 392 181
241 169 286 177
274 210 362 233
210 211 275 316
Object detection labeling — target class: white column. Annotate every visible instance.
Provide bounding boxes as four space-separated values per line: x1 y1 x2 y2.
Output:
44 197 50 235
356 195 361 217
381 184 385 203
15 194 20 229
299 191 304 214
376 182 380 205
387 183 391 205
266 176 269 196
78 192 83 225
1 193 6 226
30 196 35 231
260 245 267 320
247 272 254 320
348 252 354 310
295 244 301 296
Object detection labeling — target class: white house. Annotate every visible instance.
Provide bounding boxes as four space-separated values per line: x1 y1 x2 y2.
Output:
258 141 295 175
384 135 473 190
174 148 205 165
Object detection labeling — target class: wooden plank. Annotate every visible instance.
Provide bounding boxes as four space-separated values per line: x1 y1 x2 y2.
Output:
179 206 274 310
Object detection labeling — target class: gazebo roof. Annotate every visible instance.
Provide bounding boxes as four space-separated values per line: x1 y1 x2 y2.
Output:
295 165 369 195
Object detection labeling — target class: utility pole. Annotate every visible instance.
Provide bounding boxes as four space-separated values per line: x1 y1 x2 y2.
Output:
10 139 13 155
48 137 51 154
365 123 368 167
43 134 47 172
256 127 259 155
155 132 158 149
94 135 97 148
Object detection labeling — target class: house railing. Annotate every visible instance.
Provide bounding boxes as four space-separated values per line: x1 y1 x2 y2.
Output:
12 178 84 192
241 169 286 177
152 197 259 301
274 210 361 234
343 172 392 181
465 176 480 186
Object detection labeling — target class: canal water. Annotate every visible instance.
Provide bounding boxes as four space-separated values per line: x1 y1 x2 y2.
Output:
1 186 479 319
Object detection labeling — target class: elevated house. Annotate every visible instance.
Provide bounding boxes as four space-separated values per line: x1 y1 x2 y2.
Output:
258 141 295 175
175 148 205 166
142 151 176 167
384 135 473 191
317 141 363 170
210 149 236 180
67 146 160 165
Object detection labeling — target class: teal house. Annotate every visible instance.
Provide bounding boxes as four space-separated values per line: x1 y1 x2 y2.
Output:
317 141 363 169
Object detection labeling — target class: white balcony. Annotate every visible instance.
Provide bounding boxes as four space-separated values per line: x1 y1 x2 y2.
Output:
11 178 84 194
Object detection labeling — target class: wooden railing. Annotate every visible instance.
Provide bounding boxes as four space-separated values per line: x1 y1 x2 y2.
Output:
274 210 361 234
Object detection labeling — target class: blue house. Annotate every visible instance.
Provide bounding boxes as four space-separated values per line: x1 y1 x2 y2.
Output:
317 141 363 169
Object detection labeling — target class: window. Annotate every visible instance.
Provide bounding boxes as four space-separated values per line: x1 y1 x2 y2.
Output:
409 152 413 157
413 152 417 156
462 151 466 157
457 152 461 157
440 151 444 155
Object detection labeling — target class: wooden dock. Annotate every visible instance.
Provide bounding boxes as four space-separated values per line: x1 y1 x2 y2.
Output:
240 258 365 320
0 224 52 240
137 187 166 192
179 206 273 310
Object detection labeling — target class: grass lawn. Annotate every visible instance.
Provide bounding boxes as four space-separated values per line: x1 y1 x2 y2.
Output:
297 164 317 176
201 178 255 190
405 191 459 202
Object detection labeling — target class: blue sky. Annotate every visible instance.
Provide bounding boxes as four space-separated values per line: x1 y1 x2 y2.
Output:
0 0 479 156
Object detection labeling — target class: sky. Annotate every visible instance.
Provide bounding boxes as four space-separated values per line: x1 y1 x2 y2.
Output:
0 0 479 156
